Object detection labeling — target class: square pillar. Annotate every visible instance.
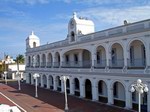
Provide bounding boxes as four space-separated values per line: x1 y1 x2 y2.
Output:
123 39 128 67
70 79 75 95
105 42 110 67
61 80 64 92
31 75 34 85
107 80 113 105
148 83 150 112
80 81 85 98
47 75 50 89
92 84 98 101
125 88 132 109
92 80 98 101
41 75 44 87
53 78 57 91
26 74 29 84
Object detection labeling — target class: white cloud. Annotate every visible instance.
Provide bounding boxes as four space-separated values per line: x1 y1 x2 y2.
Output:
77 5 150 30
57 0 149 5
3 0 49 5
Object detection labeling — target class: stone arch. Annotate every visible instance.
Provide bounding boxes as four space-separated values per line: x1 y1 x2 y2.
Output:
56 76 61 91
85 79 92 99
41 54 46 67
36 55 40 67
127 39 146 68
110 43 124 68
71 31 75 42
82 50 91 68
98 80 108 103
37 75 41 86
112 81 126 107
31 55 35 67
95 45 106 68
66 79 70 93
54 52 60 68
127 38 146 51
28 56 31 67
33 42 36 48
47 53 53 68
42 74 47 88
74 78 80 96
28 73 32 84
48 75 53 89
62 47 91 55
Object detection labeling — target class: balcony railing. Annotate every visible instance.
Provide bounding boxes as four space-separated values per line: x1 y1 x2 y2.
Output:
62 61 82 68
47 62 52 68
27 58 147 69
35 62 40 68
127 58 146 68
62 60 91 68
83 60 92 68
41 62 46 68
26 63 30 67
109 59 124 68
53 62 60 68
94 60 106 68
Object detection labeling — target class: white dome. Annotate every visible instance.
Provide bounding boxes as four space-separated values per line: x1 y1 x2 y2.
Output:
27 31 39 40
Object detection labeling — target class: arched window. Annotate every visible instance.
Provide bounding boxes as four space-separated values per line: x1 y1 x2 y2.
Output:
71 31 75 42
33 42 36 48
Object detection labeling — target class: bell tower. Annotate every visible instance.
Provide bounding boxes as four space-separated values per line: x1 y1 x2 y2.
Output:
68 12 95 43
26 31 40 50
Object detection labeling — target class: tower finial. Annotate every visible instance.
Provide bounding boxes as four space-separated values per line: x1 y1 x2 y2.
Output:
31 31 34 35
73 12 77 18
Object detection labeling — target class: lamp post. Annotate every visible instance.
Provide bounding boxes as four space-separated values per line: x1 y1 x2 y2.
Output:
33 73 40 98
4 71 7 84
60 76 69 112
130 79 149 112
16 71 21 90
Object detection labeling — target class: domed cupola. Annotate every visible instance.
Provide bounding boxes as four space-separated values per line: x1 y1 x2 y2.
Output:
26 31 40 49
68 12 95 43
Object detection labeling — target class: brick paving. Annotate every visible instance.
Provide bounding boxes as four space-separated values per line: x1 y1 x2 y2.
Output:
0 81 134 112
0 93 14 106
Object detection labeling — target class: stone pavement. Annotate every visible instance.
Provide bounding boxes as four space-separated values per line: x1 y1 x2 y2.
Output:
0 81 134 112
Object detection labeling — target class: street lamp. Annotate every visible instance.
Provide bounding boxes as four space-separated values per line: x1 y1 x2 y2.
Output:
33 73 40 98
60 76 69 112
4 71 7 84
130 79 149 112
16 71 21 90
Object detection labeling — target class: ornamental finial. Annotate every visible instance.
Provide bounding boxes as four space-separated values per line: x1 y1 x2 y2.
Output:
31 31 34 35
73 12 77 18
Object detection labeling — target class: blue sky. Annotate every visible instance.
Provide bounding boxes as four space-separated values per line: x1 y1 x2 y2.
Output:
0 0 150 59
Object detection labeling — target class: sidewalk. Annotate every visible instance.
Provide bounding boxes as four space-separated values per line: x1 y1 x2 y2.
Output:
0 81 132 112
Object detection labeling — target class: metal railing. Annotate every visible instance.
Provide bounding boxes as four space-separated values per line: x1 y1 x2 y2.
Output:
47 62 52 68
127 58 146 68
94 60 106 68
62 60 91 68
53 62 60 68
109 59 124 68
41 62 46 68
27 58 147 70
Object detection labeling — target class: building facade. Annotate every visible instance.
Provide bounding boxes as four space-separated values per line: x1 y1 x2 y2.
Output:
0 56 25 80
25 12 150 112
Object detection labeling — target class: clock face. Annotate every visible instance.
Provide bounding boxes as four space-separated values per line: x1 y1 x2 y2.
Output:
70 20 74 29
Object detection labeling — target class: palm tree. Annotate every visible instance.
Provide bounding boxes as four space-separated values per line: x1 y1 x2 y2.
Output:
16 54 25 71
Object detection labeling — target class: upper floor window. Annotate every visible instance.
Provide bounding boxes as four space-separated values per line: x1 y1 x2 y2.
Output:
74 54 78 64
65 55 69 63
33 42 36 48
71 31 75 42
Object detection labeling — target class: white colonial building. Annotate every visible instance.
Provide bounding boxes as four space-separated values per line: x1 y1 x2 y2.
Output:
25 12 150 112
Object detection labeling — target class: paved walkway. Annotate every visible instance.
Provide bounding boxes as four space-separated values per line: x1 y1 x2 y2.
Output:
0 81 133 112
